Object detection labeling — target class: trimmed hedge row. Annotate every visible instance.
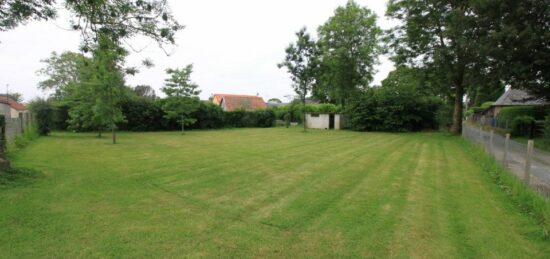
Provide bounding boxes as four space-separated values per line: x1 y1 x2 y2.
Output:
496 106 548 125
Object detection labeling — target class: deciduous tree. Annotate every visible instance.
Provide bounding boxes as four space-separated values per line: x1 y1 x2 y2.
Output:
316 1 382 106
161 65 201 134
386 0 482 134
278 27 318 132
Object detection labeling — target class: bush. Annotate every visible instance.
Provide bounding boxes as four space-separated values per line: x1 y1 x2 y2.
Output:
191 102 224 129
345 88 442 132
480 101 493 109
52 103 70 130
119 98 166 131
496 106 548 127
8 125 39 152
224 109 275 128
436 104 454 130
28 98 55 135
511 116 535 137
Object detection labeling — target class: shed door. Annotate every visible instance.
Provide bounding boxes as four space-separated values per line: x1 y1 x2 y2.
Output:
329 114 335 129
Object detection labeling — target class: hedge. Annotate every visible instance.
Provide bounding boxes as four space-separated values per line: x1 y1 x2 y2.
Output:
496 106 548 127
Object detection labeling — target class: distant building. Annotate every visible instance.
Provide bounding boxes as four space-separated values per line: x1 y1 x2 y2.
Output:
211 93 267 111
305 113 344 130
0 95 28 119
489 88 548 117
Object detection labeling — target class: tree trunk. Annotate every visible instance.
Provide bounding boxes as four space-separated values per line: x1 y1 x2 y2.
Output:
112 123 116 144
450 81 464 135
181 114 185 135
302 99 307 132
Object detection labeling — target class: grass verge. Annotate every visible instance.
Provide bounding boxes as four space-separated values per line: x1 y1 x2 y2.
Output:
464 139 550 238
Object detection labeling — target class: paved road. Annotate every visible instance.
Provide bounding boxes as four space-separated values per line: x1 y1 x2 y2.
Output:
463 124 550 196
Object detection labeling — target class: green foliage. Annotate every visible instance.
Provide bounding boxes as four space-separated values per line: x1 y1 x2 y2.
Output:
28 98 54 135
52 102 70 130
386 0 486 134
119 97 165 131
467 83 504 107
315 1 382 105
511 116 535 137
66 35 127 139
480 102 494 109
7 125 39 152
192 102 224 129
64 0 183 49
346 87 442 132
161 65 201 132
496 106 548 126
224 110 275 128
545 114 550 144
37 51 89 99
436 104 454 130
474 0 549 100
0 0 56 31
278 28 318 104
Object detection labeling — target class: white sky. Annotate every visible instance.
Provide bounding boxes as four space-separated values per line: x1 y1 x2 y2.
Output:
0 0 397 103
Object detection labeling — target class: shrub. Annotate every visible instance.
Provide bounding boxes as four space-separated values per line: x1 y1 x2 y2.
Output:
436 104 454 130
28 98 55 135
52 103 70 130
119 98 166 131
8 125 39 152
345 88 442 132
511 116 535 137
224 109 275 128
191 102 224 129
496 106 547 126
480 101 493 109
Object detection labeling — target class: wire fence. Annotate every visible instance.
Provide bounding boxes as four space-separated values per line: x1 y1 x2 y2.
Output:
463 123 550 197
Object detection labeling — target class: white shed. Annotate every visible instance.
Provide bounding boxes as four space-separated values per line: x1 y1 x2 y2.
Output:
305 113 344 130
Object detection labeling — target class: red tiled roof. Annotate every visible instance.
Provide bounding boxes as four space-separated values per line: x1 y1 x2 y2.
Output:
0 96 26 111
214 94 267 111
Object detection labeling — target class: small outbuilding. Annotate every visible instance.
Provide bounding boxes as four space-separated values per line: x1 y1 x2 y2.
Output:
305 113 344 130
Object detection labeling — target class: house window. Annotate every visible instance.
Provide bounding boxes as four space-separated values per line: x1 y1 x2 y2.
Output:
310 113 320 117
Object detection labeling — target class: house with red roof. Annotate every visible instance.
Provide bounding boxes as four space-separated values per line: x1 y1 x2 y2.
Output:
0 95 28 119
211 94 267 111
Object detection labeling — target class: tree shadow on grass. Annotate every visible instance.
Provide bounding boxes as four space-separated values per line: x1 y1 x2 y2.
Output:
0 167 44 189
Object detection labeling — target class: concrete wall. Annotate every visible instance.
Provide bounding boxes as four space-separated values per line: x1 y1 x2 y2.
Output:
305 113 342 130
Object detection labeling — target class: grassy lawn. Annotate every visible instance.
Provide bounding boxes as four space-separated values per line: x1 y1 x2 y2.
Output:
1 128 549 258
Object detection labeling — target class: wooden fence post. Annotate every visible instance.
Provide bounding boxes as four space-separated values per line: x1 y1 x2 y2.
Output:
479 126 483 144
503 133 510 167
489 130 494 153
524 140 534 184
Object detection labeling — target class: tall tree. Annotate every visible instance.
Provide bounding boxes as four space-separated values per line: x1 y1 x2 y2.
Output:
91 35 127 143
278 27 318 132
386 0 483 134
133 85 156 99
161 65 201 134
316 0 382 105
473 0 549 100
37 51 89 100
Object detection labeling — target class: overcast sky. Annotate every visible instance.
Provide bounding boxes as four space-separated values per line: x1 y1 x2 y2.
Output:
0 0 397 103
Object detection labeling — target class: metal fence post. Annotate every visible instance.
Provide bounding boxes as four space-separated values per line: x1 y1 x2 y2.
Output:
524 140 534 184
503 133 510 167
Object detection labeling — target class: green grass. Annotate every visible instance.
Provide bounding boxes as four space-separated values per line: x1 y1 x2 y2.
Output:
1 128 550 258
